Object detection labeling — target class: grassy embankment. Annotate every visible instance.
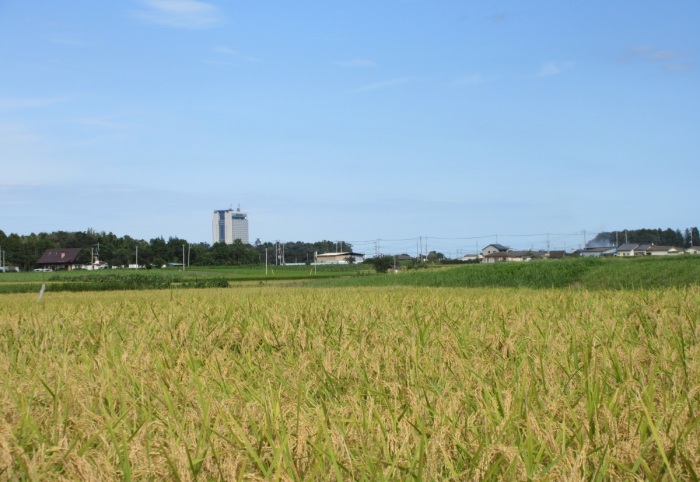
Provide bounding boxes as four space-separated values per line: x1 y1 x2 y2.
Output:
1 286 699 479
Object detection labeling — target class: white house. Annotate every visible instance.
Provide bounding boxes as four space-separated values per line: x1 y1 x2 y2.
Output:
481 244 509 257
615 243 638 257
483 251 532 263
647 246 683 256
315 252 365 264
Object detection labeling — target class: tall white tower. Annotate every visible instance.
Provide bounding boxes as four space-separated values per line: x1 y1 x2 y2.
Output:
212 207 249 244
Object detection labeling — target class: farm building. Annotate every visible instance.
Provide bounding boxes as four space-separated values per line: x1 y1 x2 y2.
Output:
36 248 83 271
315 252 365 264
579 247 617 257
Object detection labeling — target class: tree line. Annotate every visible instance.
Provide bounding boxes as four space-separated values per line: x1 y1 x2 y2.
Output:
588 227 699 249
0 229 353 271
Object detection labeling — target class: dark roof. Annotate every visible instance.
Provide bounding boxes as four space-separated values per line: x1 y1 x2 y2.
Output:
547 250 566 259
485 243 508 251
37 248 82 265
484 250 531 259
617 243 639 251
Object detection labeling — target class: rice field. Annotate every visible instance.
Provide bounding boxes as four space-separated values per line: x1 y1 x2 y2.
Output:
1 286 699 480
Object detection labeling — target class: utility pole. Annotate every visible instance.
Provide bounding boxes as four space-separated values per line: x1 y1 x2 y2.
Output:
182 245 185 271
547 233 550 253
583 230 587 248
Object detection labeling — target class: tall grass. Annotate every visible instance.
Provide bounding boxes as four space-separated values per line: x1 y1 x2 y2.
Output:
317 256 700 290
1 286 699 479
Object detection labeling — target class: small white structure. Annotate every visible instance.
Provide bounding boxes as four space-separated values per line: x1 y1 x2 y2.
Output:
580 247 616 257
461 253 482 262
315 252 365 264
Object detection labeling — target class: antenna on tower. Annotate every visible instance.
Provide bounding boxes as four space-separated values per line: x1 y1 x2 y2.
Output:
237 203 240 212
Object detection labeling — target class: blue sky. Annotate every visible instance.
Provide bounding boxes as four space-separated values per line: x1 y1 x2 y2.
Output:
1 1 698 255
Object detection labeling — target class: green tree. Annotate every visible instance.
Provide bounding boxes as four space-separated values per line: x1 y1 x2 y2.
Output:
366 255 394 273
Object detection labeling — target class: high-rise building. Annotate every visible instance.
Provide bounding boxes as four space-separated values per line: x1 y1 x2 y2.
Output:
212 207 249 245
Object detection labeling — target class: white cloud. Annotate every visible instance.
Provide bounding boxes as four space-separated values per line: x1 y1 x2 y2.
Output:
353 77 415 93
213 46 262 63
334 58 375 68
0 97 69 111
134 0 223 29
627 45 681 62
536 61 574 77
625 45 690 72
450 74 489 86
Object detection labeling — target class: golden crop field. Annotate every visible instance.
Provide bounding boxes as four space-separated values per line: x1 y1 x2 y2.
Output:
1 286 699 480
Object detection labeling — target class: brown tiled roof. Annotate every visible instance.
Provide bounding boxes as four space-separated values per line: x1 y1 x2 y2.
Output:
36 248 82 265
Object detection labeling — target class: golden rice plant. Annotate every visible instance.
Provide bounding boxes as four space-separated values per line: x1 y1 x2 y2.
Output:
0 286 699 480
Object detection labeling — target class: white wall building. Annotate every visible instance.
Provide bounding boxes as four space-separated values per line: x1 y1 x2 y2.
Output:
212 208 249 245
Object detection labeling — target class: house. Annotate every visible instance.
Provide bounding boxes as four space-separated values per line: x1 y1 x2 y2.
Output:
686 246 700 255
315 252 365 264
481 244 509 257
546 250 567 260
36 248 83 271
579 247 617 257
461 253 482 262
647 245 683 256
483 250 532 263
616 243 639 257
634 244 653 256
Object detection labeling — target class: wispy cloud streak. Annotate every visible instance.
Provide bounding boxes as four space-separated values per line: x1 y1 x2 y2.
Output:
450 74 490 86
335 59 375 68
213 46 262 63
536 61 574 77
353 77 416 93
625 45 690 72
134 0 223 29
0 97 69 111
